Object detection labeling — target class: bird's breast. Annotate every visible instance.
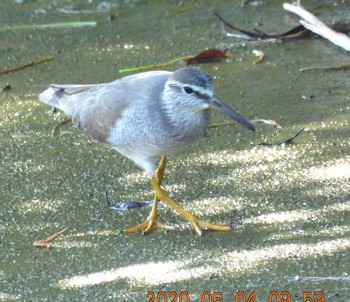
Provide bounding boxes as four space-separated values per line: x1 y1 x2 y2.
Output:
107 106 208 158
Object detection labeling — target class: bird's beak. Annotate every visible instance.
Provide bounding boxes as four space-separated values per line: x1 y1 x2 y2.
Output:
208 96 255 131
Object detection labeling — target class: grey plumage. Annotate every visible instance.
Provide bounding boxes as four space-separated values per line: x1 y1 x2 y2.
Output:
39 67 254 177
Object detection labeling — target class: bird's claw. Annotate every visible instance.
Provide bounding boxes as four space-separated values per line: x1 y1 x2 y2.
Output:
189 217 231 236
123 218 175 235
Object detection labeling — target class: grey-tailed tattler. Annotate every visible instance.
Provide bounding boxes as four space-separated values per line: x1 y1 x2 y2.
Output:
39 67 255 236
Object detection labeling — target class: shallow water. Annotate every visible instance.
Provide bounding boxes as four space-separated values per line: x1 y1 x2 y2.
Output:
1 0 349 301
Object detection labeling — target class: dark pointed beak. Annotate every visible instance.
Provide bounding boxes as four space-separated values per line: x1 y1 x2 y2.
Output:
208 96 255 131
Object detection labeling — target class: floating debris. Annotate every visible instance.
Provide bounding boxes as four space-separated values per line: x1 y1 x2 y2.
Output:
252 49 265 64
186 49 228 64
104 191 150 212
119 49 228 73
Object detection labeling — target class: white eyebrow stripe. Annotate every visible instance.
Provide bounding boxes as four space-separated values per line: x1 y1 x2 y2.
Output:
167 80 213 97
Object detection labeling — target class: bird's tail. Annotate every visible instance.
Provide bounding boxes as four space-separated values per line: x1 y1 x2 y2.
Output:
39 84 97 116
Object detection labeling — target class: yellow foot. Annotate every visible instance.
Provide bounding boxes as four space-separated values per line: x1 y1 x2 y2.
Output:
123 218 175 235
149 162 232 236
189 216 231 236
122 156 232 236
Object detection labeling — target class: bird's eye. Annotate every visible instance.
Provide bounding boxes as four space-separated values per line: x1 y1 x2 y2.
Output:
183 86 194 95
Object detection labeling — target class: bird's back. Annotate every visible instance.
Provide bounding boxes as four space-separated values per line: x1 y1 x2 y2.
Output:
39 71 172 143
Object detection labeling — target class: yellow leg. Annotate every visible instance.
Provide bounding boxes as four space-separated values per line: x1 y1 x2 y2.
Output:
123 157 174 235
151 176 231 236
124 156 231 236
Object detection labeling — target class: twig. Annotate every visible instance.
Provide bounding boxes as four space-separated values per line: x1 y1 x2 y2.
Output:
258 128 305 146
119 56 190 73
52 117 72 136
215 11 265 39
300 63 350 72
0 56 54 76
33 227 69 249
215 11 310 41
209 119 281 129
57 8 110 14
167 6 193 17
1 21 97 31
283 3 350 51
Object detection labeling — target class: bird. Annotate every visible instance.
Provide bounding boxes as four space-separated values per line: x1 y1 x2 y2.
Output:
39 67 255 236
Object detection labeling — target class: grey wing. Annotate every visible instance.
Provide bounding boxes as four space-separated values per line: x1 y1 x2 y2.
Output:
39 82 132 142
39 71 171 143
72 84 133 142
